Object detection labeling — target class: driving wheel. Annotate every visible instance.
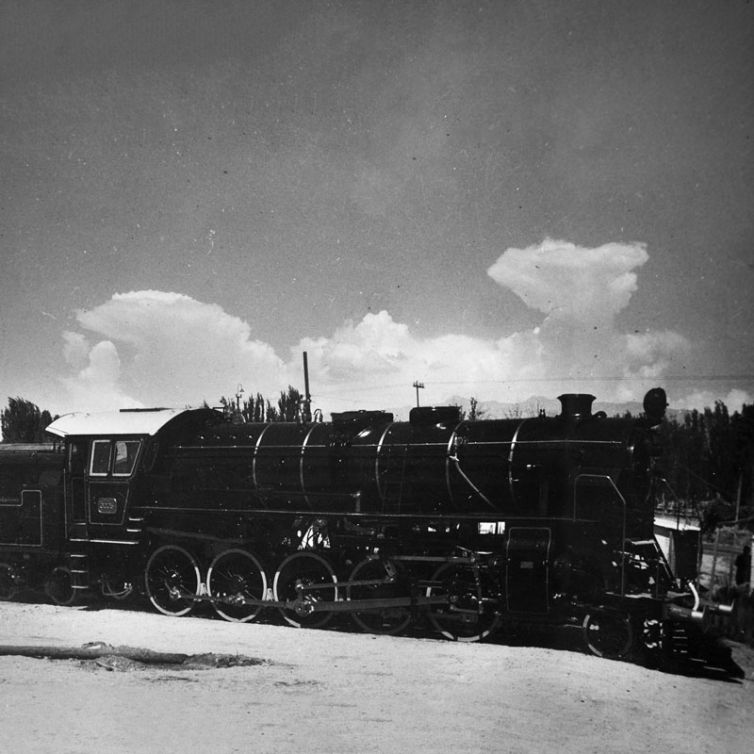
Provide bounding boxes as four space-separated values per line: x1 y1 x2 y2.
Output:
273 551 338 629
207 548 267 623
145 545 200 617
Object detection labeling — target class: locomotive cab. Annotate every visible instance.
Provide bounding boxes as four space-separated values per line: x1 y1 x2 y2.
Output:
46 407 220 545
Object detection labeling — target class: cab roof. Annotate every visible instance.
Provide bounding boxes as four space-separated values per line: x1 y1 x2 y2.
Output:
46 407 219 438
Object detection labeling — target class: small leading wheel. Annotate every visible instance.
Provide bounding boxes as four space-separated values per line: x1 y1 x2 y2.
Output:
273 551 338 629
207 548 267 623
583 611 634 659
426 560 499 642
145 545 200 617
0 563 18 601
45 566 77 606
347 557 412 636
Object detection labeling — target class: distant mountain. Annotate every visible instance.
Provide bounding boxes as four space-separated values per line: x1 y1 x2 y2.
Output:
442 395 685 421
382 395 685 423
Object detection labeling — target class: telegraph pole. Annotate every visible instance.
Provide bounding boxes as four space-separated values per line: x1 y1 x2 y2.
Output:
412 380 425 407
302 352 312 423
233 384 245 424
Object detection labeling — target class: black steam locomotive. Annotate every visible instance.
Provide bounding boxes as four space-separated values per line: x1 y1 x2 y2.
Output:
0 389 730 662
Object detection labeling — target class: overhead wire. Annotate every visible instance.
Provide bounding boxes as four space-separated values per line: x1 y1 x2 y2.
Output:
312 373 754 401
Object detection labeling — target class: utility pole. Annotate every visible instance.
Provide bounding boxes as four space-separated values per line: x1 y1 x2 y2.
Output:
412 380 425 407
302 352 312 423
233 384 245 424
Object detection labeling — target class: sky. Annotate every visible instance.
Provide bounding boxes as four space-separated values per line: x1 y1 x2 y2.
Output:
1 0 752 422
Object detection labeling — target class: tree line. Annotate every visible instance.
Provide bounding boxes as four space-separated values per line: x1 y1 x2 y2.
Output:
218 386 305 423
0 397 55 443
655 401 754 531
0 388 307 443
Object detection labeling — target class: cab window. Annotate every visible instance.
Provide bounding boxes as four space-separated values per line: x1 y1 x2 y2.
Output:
90 441 111 476
89 440 141 477
69 441 88 474
113 441 140 476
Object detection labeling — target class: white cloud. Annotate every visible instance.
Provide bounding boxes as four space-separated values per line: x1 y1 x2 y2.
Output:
678 388 753 413
487 238 648 323
484 238 692 402
58 290 286 412
62 331 90 370
55 241 743 417
296 314 522 410
61 339 143 412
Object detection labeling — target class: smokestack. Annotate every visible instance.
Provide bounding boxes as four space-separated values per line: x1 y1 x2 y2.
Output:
557 394 595 421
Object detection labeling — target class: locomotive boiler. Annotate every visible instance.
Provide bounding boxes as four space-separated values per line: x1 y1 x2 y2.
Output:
0 389 731 663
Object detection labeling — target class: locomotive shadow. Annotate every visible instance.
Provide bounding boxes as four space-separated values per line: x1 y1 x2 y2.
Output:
489 621 747 682
44 591 748 683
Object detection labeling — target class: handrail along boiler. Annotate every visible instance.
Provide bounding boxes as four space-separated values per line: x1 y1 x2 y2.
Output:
0 388 731 661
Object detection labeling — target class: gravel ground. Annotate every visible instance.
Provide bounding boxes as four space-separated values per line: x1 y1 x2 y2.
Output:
1 600 753 753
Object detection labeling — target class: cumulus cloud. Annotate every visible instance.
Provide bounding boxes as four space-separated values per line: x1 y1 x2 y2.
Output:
56 241 739 416
296 312 525 410
58 293 543 415
487 238 648 323
58 290 286 412
61 338 143 412
485 238 692 403
62 331 90 370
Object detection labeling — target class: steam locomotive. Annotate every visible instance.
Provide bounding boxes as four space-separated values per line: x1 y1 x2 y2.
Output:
0 388 731 663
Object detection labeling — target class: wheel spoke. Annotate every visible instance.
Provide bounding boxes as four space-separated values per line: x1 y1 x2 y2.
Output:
273 552 337 629
426 561 499 642
348 557 412 636
45 566 77 607
207 549 267 623
145 545 200 617
582 611 634 659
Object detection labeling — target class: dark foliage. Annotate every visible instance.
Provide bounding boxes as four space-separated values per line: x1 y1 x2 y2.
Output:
0 397 54 443
652 402 754 530
219 386 304 423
